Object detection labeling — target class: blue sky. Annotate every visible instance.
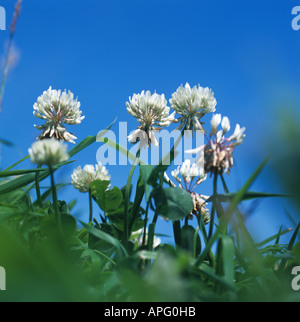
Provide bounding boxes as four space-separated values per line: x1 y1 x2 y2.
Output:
0 0 300 244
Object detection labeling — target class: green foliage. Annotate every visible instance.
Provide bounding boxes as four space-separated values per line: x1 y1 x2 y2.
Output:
0 128 299 302
153 187 194 221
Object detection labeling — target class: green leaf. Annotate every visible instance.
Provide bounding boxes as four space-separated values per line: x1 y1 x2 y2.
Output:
0 138 14 147
68 135 96 158
147 127 186 187
128 174 146 233
256 228 293 248
206 191 292 203
0 167 48 178
140 165 153 202
88 223 119 253
0 160 73 196
196 157 269 267
191 264 236 291
90 180 123 213
154 187 194 221
217 235 235 283
181 225 201 257
79 220 127 257
278 222 300 273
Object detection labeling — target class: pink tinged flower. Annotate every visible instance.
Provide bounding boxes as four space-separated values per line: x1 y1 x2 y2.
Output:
186 114 246 175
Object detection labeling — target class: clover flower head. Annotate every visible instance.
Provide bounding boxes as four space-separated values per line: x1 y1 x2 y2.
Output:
171 159 206 186
165 160 208 221
170 83 217 131
131 228 161 249
191 192 210 224
126 90 175 148
29 138 69 166
33 87 85 144
187 115 246 175
71 162 110 193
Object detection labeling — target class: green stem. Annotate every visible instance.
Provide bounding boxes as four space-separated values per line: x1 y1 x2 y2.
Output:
142 194 152 248
209 173 218 239
128 174 145 235
35 164 43 209
89 188 93 223
0 38 12 113
173 220 182 250
184 216 189 227
123 150 140 250
147 197 160 251
49 166 62 234
220 174 229 193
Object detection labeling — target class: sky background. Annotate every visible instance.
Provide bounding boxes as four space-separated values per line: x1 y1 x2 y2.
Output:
0 0 300 245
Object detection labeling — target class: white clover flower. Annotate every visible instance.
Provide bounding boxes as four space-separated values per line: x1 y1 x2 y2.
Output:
131 228 161 249
229 124 246 146
164 159 208 222
170 83 217 131
165 161 209 222
210 114 222 136
170 159 206 187
29 138 69 166
71 162 110 193
180 159 202 183
33 87 85 144
187 115 246 175
128 128 158 150
221 116 231 134
171 167 181 183
126 90 175 148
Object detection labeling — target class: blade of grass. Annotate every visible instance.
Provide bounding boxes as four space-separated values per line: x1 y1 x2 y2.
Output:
195 157 269 267
256 228 293 248
79 220 128 258
278 222 300 273
0 167 48 178
4 155 30 172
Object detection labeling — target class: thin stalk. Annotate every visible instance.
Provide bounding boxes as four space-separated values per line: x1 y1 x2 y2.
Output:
208 173 218 239
220 174 229 193
142 198 151 248
49 166 62 234
147 208 160 251
123 150 140 250
184 216 189 227
173 220 182 250
220 174 253 243
198 216 216 268
89 188 93 223
0 0 22 112
35 164 43 209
